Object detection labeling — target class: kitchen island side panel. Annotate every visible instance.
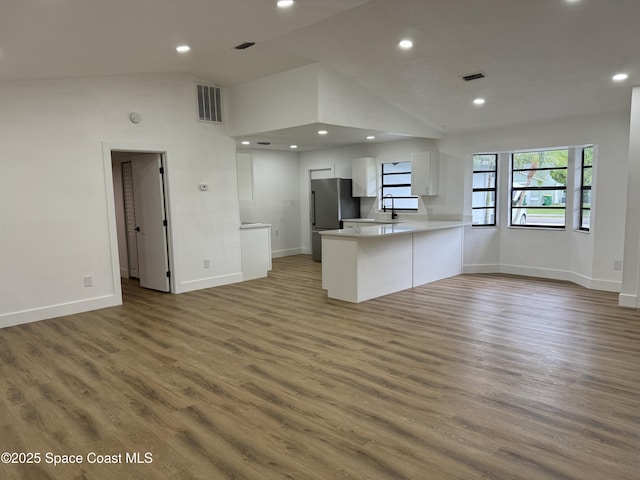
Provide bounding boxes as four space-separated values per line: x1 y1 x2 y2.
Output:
356 235 413 302
412 227 463 287
321 236 358 301
322 234 413 303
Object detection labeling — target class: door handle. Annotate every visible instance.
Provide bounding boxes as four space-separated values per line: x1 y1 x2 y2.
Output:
135 226 140 232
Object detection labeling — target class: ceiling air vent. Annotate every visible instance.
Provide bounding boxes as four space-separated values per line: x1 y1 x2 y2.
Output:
235 42 256 50
196 83 223 123
257 142 271 145
461 71 486 82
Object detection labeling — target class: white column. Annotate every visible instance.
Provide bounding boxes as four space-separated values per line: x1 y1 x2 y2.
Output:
620 86 640 307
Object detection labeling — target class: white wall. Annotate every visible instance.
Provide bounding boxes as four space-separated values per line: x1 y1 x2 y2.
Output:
226 63 443 139
225 64 320 136
316 65 443 138
439 112 629 291
237 149 302 257
0 73 243 327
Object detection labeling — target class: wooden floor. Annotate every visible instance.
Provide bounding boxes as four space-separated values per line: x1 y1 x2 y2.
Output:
1 255 639 480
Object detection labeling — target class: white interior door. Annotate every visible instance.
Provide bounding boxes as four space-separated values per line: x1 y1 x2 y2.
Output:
132 154 170 292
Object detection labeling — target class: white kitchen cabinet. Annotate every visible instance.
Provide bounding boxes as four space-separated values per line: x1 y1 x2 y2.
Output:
411 151 439 196
240 223 271 281
352 157 377 197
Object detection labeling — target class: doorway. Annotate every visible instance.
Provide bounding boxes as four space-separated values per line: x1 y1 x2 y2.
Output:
110 149 172 294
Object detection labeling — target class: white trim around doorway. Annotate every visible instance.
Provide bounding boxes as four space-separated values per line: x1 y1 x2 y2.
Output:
102 142 177 298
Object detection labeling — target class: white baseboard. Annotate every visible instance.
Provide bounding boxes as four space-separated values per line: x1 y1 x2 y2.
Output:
177 272 244 293
463 263 622 293
463 264 500 274
0 294 121 329
271 248 303 258
618 293 637 308
500 264 571 281
587 277 622 292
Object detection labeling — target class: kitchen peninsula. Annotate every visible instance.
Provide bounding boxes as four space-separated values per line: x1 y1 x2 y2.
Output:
320 221 467 303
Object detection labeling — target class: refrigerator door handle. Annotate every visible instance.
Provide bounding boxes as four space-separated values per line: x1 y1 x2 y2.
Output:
311 191 316 226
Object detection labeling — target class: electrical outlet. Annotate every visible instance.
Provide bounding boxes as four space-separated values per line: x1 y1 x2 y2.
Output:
84 275 93 287
204 258 210 269
275 229 280 236
613 260 622 271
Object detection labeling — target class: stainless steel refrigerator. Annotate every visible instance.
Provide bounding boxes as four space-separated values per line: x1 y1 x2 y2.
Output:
311 178 360 261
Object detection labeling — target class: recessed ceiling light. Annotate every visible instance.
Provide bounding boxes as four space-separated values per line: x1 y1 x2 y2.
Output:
176 45 191 53
398 39 413 49
318 130 328 135
366 136 376 140
612 73 629 82
241 141 250 145
473 98 486 105
277 0 294 7
290 145 298 149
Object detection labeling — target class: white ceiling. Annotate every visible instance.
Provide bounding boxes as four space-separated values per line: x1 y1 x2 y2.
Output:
2 0 638 150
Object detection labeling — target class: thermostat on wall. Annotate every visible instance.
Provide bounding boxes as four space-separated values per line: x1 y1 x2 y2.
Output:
198 183 208 191
129 112 142 124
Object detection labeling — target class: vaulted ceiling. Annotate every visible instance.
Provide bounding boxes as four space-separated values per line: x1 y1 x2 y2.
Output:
2 0 638 147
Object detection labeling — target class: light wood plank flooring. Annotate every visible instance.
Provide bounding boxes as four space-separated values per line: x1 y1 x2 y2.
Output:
1 255 639 479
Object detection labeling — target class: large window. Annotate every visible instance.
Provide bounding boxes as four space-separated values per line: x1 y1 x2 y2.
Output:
380 161 418 211
511 149 568 228
579 146 593 231
472 154 498 226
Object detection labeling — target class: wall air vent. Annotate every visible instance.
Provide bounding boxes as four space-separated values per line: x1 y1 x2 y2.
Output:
235 42 256 50
461 71 486 82
196 83 223 123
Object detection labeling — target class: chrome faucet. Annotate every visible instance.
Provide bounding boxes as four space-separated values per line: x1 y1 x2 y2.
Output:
383 194 398 219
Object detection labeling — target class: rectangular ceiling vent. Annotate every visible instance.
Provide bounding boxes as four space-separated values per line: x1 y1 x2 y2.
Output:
196 83 223 123
461 71 486 82
235 42 256 50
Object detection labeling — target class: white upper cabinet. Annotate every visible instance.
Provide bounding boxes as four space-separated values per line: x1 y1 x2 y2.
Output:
352 157 377 197
411 151 439 196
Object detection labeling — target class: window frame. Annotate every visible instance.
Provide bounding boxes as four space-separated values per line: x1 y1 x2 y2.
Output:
510 149 568 229
472 153 498 227
578 146 593 232
380 161 419 212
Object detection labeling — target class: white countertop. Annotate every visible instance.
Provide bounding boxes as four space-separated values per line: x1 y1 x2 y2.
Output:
320 220 468 237
239 222 271 230
343 218 404 224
